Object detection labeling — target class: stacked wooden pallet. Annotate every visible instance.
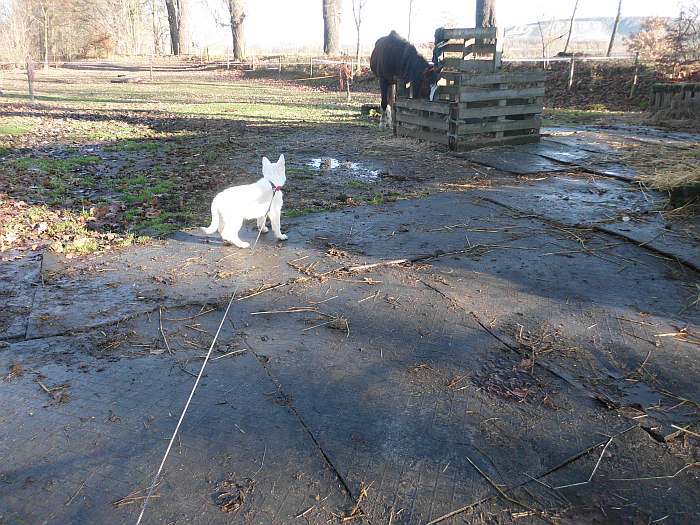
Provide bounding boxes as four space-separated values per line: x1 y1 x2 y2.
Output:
394 27 545 150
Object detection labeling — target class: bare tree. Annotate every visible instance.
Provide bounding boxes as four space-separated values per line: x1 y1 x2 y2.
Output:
322 0 341 55
407 0 414 42
607 0 622 57
164 0 187 55
563 0 580 54
351 0 366 73
226 0 245 60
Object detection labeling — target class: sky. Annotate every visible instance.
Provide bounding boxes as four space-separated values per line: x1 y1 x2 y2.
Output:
194 0 687 53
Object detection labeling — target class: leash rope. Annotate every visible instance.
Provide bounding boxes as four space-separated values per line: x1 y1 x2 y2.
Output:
136 191 279 525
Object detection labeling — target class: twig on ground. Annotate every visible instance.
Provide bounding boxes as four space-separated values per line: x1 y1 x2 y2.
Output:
466 456 536 512
159 307 173 356
164 307 215 322
237 282 290 301
250 307 317 315
554 434 616 490
609 462 699 481
670 425 700 439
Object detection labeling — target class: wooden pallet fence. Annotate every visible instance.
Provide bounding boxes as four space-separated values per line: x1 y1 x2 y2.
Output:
395 70 546 150
652 82 699 113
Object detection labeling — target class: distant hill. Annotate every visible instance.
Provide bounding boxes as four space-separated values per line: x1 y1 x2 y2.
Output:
503 16 666 58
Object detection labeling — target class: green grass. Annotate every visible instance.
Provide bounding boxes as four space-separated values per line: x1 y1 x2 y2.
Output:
364 194 385 205
346 180 372 190
14 155 101 173
0 121 33 136
0 146 13 156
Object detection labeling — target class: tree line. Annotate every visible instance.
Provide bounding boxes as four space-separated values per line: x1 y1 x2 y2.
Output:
0 0 498 64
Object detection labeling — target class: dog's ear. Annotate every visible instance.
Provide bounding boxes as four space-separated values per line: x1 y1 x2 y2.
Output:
262 156 271 169
277 154 285 165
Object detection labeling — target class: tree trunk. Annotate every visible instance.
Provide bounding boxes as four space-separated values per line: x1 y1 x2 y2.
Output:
475 0 496 29
475 0 496 46
407 0 413 42
607 0 622 57
42 4 49 70
563 0 580 54
322 0 341 55
177 0 188 54
164 0 180 54
227 0 246 60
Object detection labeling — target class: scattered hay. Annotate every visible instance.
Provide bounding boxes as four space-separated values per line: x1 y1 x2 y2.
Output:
214 477 255 513
636 149 700 192
3 362 23 382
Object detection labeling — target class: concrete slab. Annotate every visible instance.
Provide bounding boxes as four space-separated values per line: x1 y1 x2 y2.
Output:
2 192 698 524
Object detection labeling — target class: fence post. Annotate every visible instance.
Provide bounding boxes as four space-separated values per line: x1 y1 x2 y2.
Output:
629 52 640 98
568 56 575 90
149 54 153 81
309 56 313 78
278 56 282 77
226 51 230 71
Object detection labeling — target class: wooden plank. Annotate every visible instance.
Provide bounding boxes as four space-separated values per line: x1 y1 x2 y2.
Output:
437 43 467 54
440 58 495 72
395 99 451 114
464 44 496 56
396 126 450 145
396 112 450 131
458 103 543 119
460 86 545 102
456 117 541 135
458 72 547 86
435 27 496 41
452 134 540 151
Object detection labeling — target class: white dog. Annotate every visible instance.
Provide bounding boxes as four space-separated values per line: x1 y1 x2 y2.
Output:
201 154 288 248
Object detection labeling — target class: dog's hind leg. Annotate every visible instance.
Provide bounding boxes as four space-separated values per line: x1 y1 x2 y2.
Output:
220 216 249 248
256 216 269 233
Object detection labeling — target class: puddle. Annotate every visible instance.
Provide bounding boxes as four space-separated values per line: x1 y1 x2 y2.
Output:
307 158 380 180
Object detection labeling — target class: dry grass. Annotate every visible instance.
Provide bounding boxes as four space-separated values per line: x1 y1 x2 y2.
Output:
635 149 700 191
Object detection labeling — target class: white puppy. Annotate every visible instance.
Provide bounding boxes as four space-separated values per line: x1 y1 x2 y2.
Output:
202 154 288 248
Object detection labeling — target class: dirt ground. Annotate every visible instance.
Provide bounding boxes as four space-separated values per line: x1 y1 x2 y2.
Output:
1 63 699 524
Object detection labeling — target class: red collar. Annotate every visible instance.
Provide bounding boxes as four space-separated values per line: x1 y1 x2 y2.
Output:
268 180 283 192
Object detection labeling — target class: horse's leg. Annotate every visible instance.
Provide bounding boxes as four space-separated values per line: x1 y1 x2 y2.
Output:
379 77 389 128
385 82 396 128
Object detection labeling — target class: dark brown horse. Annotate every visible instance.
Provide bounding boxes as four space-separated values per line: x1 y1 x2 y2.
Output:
370 31 440 128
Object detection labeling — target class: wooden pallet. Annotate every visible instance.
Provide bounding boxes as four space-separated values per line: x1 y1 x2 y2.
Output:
394 27 544 151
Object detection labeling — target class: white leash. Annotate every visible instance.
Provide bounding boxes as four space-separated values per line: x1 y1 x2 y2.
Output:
136 192 279 525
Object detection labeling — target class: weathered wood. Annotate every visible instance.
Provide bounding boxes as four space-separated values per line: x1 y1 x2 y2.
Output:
456 117 541 135
396 112 450 131
440 57 495 72
437 43 467 54
464 44 496 56
395 99 451 114
435 27 496 41
452 134 540 151
458 103 543 119
458 71 547 86
396 126 450 145
460 86 545 102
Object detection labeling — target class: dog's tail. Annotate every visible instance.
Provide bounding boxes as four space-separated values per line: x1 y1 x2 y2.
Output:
201 203 219 234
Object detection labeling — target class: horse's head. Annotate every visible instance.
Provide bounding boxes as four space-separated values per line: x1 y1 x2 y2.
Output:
411 65 442 100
